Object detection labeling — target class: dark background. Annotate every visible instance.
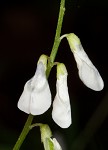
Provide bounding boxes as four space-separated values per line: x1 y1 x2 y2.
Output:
0 0 108 149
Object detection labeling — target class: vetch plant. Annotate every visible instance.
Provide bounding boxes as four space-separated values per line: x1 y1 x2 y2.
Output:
13 0 104 149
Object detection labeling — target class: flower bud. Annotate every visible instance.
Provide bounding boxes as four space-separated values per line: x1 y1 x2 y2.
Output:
40 124 52 144
17 54 51 115
39 124 62 150
66 33 104 91
52 63 72 128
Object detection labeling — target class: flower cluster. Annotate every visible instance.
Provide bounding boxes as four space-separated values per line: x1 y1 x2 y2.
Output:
18 33 104 128
18 54 71 128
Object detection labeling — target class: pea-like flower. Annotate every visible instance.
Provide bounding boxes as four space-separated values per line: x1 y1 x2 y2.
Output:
17 54 51 115
52 63 72 128
65 33 104 91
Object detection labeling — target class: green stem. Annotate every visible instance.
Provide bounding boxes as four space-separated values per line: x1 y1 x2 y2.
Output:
13 114 33 150
46 0 65 77
13 0 65 149
50 0 65 62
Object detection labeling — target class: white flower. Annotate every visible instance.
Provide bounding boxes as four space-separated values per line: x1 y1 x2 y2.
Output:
66 33 104 91
52 63 72 128
17 55 51 115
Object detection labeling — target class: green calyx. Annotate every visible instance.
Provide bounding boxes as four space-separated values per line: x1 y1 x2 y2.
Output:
57 63 67 79
30 123 54 150
40 124 52 144
66 33 81 52
38 54 48 71
60 33 81 52
39 124 62 150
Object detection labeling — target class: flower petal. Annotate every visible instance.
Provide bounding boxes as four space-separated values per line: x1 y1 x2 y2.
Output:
30 62 51 115
73 50 104 91
66 33 104 91
52 63 72 128
17 80 31 114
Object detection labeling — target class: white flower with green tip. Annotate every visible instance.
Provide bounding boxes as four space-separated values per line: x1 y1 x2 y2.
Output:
17 54 51 115
65 33 104 91
52 63 72 128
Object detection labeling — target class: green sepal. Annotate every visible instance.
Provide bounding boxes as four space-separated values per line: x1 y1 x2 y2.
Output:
57 63 67 79
40 124 52 144
38 54 48 71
